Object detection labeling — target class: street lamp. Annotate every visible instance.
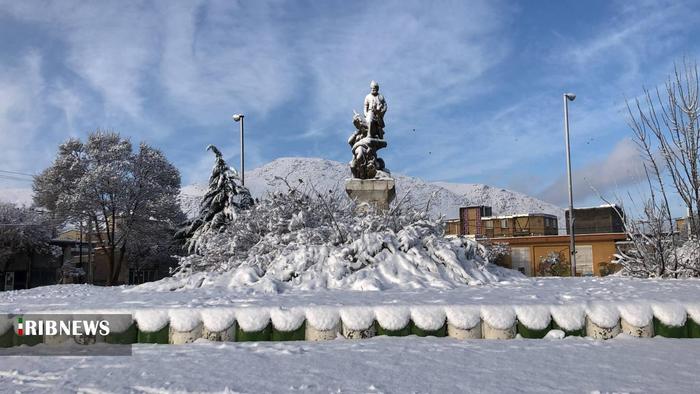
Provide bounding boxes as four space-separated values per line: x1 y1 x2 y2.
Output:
232 113 245 186
563 92 576 276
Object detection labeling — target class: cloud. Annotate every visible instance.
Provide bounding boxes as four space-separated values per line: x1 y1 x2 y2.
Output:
538 138 645 205
0 50 45 185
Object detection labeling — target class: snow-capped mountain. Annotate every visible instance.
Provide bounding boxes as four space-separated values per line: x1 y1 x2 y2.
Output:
181 157 565 226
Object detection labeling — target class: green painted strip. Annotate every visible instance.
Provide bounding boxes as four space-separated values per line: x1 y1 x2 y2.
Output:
106 323 138 344
236 323 272 342
517 321 552 339
375 321 411 337
0 329 14 348
653 317 687 338
271 322 306 341
687 318 700 338
138 324 170 344
13 332 43 347
551 321 585 337
411 321 447 337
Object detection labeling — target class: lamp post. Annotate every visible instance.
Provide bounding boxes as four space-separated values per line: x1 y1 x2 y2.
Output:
232 113 245 185
563 93 576 276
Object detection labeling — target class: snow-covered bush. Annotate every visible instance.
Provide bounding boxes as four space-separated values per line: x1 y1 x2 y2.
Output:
144 178 521 293
537 251 570 277
477 240 511 266
177 145 253 253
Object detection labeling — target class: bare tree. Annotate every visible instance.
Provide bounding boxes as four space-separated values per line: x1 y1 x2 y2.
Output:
627 59 700 236
617 59 700 276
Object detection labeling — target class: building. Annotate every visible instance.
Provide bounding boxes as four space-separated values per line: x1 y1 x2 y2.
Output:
498 233 628 276
481 213 558 238
565 205 625 234
1 250 60 291
446 205 557 238
444 205 627 277
52 229 130 286
457 206 493 236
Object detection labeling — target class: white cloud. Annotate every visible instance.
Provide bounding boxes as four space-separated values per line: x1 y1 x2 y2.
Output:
0 51 45 180
538 138 645 205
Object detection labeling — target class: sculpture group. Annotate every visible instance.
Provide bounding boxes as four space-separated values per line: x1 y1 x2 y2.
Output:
345 81 396 210
348 81 389 179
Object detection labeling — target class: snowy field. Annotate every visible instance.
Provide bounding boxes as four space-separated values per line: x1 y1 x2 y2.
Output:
2 277 700 313
1 336 699 393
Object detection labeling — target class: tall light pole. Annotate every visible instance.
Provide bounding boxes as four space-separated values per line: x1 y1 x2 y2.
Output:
563 93 576 276
232 114 245 185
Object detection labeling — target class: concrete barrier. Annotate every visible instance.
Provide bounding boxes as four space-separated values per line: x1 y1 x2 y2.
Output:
585 317 620 340
621 318 653 338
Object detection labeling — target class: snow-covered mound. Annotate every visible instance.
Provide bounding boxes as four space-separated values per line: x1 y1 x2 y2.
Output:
180 157 564 226
149 185 523 293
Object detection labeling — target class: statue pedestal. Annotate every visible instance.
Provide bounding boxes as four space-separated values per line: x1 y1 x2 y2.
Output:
345 178 396 211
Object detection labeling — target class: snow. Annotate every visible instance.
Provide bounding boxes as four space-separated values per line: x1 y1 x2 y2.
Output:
586 303 620 328
481 305 516 329
2 337 700 393
374 306 410 330
133 310 169 332
339 306 375 330
411 305 446 330
200 308 236 332
269 307 305 332
514 305 551 330
543 329 566 339
168 309 202 332
651 302 687 327
235 308 270 332
549 304 586 331
304 307 340 331
617 302 653 327
444 305 481 329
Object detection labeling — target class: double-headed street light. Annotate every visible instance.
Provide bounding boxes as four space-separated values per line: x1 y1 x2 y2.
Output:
563 93 576 276
232 113 245 186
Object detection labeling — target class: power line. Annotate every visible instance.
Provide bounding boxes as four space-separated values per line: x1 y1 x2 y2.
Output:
0 169 35 177
0 175 34 183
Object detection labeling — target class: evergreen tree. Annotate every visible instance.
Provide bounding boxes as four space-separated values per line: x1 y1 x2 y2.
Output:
178 145 253 253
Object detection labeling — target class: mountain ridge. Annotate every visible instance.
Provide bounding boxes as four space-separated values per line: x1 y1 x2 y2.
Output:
181 157 565 230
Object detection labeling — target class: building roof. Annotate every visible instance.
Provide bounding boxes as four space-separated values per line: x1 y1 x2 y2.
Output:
481 213 558 220
491 232 628 245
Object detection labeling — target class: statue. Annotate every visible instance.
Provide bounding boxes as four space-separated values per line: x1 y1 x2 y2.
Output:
348 81 389 179
345 80 396 210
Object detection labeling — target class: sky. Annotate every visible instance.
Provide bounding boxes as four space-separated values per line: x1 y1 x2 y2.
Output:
0 0 699 216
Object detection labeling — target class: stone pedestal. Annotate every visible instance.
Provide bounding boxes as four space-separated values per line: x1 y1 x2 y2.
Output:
345 178 396 211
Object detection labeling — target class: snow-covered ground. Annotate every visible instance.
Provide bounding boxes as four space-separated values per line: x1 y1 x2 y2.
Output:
2 277 699 313
2 336 699 393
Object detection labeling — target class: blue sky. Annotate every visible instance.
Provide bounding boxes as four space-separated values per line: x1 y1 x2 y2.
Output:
1 0 698 214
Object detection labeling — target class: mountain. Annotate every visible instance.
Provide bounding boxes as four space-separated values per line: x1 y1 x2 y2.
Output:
181 157 565 228
0 188 34 207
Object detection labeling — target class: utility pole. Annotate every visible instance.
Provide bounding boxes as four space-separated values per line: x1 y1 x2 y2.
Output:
564 93 577 276
232 114 245 185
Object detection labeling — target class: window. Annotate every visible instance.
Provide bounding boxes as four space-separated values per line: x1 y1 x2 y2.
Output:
501 219 508 228
485 221 493 229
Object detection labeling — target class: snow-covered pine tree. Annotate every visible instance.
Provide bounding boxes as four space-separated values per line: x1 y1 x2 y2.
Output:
179 145 253 253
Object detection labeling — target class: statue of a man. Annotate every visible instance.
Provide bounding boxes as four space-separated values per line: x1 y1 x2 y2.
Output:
364 80 387 139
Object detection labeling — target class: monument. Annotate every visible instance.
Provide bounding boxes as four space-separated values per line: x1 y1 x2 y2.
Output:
345 81 396 210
